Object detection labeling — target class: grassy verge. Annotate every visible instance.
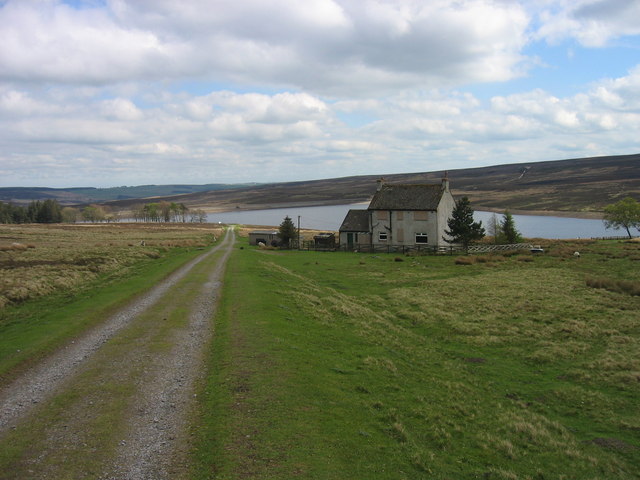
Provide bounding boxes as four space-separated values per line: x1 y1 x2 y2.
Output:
0 223 222 381
0 236 230 479
193 238 640 479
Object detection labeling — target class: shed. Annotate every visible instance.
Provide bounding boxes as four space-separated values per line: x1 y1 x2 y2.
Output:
249 230 280 246
313 232 336 250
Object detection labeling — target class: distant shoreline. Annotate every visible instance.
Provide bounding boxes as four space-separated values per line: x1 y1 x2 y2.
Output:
201 201 604 220
474 207 603 220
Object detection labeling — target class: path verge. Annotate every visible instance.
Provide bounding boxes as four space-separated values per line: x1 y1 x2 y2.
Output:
0 229 235 479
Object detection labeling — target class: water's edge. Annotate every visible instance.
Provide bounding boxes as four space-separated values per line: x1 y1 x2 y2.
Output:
204 204 623 240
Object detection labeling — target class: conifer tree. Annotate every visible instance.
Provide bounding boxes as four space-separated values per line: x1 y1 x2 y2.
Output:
278 215 297 248
444 196 485 249
500 211 522 243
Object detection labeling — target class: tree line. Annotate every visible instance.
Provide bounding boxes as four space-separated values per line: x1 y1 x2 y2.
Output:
1 199 208 224
1 199 65 224
130 202 206 223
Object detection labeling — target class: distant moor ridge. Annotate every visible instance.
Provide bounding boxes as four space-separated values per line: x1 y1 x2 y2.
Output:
2 154 639 217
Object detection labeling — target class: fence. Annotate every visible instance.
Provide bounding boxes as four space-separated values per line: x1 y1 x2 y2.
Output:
300 242 463 255
467 243 534 253
590 236 638 240
299 241 536 255
338 244 464 255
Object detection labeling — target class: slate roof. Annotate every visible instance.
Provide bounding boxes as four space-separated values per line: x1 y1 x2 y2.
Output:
339 209 370 232
367 183 444 211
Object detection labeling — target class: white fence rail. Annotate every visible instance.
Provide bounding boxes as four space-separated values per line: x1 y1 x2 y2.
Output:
467 243 534 253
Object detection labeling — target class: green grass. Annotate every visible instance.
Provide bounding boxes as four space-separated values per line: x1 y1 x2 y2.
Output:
193 238 640 479
0 238 229 479
0 242 212 382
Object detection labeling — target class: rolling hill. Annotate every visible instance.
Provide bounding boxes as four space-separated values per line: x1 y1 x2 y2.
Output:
104 153 640 217
0 183 259 206
2 154 639 217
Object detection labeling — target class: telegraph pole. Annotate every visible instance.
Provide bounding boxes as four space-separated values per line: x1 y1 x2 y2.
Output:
297 215 301 250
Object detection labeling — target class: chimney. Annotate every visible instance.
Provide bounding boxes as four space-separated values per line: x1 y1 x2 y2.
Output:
441 171 449 191
376 177 385 191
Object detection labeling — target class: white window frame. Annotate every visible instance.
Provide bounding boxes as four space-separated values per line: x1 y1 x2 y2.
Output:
415 232 429 244
379 231 388 242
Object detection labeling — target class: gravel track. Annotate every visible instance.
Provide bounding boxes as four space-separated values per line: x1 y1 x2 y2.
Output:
103 228 234 479
0 229 235 477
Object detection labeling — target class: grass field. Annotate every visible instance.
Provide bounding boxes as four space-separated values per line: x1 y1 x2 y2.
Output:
0 223 222 380
193 236 640 479
1 225 639 479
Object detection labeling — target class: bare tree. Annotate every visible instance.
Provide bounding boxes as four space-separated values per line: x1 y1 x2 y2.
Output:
487 213 501 244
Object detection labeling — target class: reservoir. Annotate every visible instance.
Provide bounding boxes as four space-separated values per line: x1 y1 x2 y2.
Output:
206 204 625 239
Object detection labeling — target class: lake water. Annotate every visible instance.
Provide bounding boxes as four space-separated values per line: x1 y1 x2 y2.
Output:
206 204 624 239
472 211 617 239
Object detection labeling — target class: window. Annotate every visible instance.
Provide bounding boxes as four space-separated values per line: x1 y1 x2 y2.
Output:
376 210 387 220
396 211 404 220
415 233 428 244
379 231 388 242
414 211 428 221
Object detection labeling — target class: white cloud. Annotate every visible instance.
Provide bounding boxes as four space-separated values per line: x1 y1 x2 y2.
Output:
0 1 169 84
3 65 639 186
100 98 144 121
0 89 54 116
0 0 532 95
0 1 639 188
535 0 640 46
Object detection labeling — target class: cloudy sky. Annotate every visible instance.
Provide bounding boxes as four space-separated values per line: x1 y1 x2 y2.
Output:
1 0 639 188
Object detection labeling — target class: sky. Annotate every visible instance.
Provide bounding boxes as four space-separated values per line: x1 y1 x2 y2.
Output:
0 0 639 188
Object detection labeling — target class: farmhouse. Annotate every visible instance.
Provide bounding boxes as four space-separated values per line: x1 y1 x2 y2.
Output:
339 177 455 250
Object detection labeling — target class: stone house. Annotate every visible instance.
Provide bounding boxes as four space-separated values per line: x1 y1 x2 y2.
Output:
339 177 455 249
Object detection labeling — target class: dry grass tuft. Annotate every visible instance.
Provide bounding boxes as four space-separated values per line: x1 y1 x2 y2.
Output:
0 223 223 308
363 356 398 373
476 254 503 263
482 434 516 459
455 256 476 265
586 276 640 296
389 422 408 443
0 243 28 251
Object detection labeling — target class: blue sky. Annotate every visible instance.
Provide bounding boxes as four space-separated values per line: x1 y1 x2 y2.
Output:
0 0 639 188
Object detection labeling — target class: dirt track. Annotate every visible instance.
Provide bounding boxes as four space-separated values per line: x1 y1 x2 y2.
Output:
0 229 235 479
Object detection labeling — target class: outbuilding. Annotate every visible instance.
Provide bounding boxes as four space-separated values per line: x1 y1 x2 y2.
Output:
313 232 336 250
338 210 371 249
248 230 280 246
